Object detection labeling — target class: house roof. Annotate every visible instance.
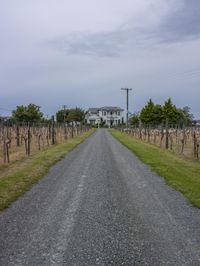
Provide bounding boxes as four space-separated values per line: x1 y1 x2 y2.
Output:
88 108 99 112
100 106 124 111
88 106 124 112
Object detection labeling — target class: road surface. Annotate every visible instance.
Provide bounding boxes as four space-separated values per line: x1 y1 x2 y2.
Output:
0 129 200 265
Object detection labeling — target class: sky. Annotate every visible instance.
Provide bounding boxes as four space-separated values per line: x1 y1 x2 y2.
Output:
0 0 200 118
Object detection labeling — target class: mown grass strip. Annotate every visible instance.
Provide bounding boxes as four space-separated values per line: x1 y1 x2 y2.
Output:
0 129 95 211
110 129 200 208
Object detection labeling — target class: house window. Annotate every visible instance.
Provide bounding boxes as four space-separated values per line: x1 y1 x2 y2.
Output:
110 111 113 115
104 111 107 116
118 111 120 116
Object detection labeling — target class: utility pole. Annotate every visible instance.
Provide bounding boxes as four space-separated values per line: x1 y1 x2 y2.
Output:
121 88 132 127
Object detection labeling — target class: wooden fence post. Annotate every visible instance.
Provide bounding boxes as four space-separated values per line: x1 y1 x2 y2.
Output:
193 131 197 158
139 122 142 139
64 123 67 140
165 119 169 149
48 122 51 140
51 116 55 145
147 125 150 143
27 123 31 155
71 122 74 138
2 123 7 163
16 123 20 147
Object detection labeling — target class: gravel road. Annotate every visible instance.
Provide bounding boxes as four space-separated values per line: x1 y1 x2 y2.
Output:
0 129 200 266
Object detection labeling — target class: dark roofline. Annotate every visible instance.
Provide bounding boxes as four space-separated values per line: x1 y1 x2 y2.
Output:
88 106 124 112
88 108 100 112
100 106 124 111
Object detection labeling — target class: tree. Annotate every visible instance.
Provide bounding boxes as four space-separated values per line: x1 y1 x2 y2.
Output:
12 104 43 123
129 113 139 126
162 98 180 125
56 109 70 123
181 106 194 126
67 108 85 124
140 99 155 125
152 104 163 125
137 98 194 127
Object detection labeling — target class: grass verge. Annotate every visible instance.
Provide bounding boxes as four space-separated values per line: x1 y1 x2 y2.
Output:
110 129 200 208
0 129 95 211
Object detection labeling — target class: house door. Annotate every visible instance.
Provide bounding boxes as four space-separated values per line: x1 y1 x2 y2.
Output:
110 118 114 127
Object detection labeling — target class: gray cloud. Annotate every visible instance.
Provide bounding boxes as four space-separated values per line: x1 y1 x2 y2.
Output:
48 0 200 58
48 31 125 58
157 0 200 42
48 27 156 58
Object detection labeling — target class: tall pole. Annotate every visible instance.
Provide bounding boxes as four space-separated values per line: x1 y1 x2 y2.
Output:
121 88 132 127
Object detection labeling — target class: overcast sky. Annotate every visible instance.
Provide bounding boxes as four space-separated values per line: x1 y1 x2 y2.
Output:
0 0 200 118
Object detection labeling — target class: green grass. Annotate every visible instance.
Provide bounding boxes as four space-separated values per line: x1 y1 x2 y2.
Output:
0 130 95 211
110 129 200 208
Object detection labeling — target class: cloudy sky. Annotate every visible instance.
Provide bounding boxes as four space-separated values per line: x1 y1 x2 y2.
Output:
0 0 200 118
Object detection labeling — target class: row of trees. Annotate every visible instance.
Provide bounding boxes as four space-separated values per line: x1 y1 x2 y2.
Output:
0 99 194 126
56 108 85 124
0 104 85 124
130 98 194 127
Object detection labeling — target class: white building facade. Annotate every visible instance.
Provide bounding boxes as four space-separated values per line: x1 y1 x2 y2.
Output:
86 107 124 127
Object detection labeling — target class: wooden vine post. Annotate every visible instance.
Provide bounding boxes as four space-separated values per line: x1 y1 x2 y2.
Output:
2 122 11 163
71 122 74 139
165 119 169 149
16 124 20 147
51 116 55 145
27 123 31 155
193 131 198 158
2 124 7 163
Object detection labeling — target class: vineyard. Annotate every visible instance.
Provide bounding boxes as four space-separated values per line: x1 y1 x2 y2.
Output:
0 121 90 165
119 125 200 160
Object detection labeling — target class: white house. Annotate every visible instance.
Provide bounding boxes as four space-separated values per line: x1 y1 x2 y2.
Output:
86 106 124 127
